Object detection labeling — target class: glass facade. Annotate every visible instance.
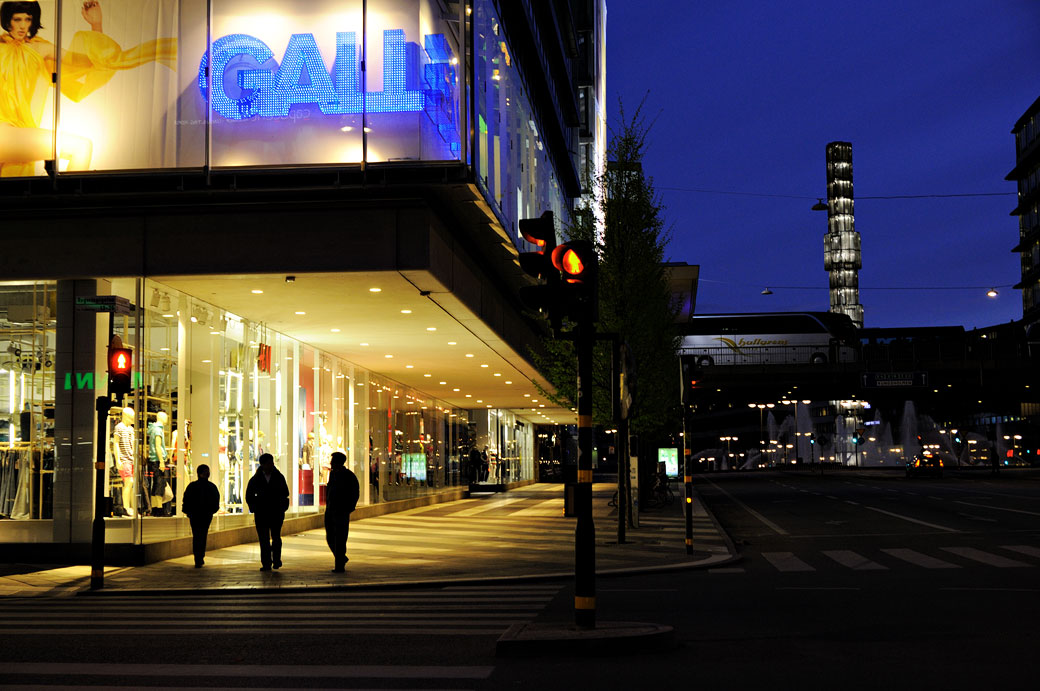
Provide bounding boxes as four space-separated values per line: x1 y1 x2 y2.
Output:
0 0 463 176
0 278 536 545
473 0 567 244
0 282 56 526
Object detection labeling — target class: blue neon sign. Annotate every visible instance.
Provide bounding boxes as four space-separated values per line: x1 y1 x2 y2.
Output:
198 30 459 150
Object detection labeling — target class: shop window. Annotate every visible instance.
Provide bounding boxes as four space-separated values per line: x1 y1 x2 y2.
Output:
0 283 57 522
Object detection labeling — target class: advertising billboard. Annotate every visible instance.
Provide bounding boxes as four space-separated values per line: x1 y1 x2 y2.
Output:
0 0 461 177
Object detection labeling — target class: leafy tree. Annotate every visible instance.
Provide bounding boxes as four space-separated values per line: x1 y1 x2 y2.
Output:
533 99 680 440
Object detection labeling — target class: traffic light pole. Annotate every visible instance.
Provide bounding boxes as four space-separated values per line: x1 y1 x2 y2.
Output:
683 406 694 555
90 395 112 590
574 318 596 629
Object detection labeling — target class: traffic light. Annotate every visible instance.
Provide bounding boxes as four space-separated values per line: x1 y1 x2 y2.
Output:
518 211 563 330
518 211 557 279
551 239 598 322
108 346 133 398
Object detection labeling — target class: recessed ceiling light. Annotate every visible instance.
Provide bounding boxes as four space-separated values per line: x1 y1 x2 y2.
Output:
539 404 545 408
331 328 341 333
465 353 474 358
494 373 501 377
360 343 369 346
447 341 457 345
251 289 263 294
210 330 220 335
295 311 306 315
439 381 446 385
405 365 414 369
201 359 212 363
524 394 530 397
340 125 354 132
465 394 472 398
369 288 381 293
423 374 432 377
486 405 492 408
384 354 393 358
480 364 489 368
426 327 436 331
505 381 512 384
453 388 460 392
401 309 412 314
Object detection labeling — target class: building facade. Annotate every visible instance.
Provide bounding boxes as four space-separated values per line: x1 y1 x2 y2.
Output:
1009 95 1040 336
0 0 606 558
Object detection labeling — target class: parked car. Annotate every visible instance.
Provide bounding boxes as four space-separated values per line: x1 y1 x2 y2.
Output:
906 452 943 478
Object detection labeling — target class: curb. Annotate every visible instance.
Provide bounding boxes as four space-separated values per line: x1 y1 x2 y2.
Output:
496 621 677 657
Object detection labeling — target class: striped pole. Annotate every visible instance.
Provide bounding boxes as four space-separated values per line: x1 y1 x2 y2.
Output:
574 319 595 628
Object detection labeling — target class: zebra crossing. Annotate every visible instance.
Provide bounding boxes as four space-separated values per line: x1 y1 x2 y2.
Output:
0 584 562 636
0 662 496 690
716 544 1040 574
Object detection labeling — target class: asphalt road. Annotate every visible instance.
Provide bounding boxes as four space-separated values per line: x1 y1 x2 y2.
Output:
2 468 1038 690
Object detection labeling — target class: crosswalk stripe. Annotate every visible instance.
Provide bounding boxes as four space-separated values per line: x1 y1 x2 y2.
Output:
940 547 1029 568
762 552 815 572
2 627 514 636
0 663 494 679
881 548 960 569
822 550 887 570
1001 545 1040 559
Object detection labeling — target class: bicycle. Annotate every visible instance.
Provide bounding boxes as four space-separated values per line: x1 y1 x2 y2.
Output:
643 473 674 509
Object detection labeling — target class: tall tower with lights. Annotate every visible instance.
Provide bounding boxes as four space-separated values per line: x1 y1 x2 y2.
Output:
823 141 864 327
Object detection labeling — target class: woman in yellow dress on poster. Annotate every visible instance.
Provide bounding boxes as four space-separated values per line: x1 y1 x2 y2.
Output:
0 1 177 177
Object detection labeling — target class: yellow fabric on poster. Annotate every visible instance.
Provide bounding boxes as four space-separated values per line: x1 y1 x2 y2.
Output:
60 31 177 103
0 36 47 129
0 31 177 178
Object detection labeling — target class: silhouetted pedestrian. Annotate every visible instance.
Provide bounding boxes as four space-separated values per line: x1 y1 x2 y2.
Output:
246 453 290 571
181 464 220 568
468 446 481 483
325 451 360 572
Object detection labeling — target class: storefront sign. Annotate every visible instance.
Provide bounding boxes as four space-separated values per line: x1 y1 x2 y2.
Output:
62 371 143 391
199 30 457 123
74 296 134 314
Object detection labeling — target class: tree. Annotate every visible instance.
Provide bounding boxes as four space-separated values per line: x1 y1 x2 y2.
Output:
533 99 680 440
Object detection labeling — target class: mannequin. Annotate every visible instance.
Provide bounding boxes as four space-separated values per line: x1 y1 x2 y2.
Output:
147 411 169 515
114 407 135 516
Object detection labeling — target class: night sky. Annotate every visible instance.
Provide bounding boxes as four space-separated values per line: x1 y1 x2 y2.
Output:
606 1 1040 329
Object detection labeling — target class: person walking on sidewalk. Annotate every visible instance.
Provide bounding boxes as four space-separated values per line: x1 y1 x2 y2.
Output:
181 464 220 568
246 452 290 571
325 451 360 572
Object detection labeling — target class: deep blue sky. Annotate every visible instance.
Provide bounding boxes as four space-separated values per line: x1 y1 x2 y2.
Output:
606 1 1040 329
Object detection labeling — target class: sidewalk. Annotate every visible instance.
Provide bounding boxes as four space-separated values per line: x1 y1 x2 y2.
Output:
0 482 737 597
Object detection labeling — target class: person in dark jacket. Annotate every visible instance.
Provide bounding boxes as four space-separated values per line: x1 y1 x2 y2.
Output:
245 452 290 571
325 451 360 572
181 464 220 568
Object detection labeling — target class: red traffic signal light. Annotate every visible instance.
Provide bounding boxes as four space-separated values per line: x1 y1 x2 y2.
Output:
108 346 133 397
551 240 597 322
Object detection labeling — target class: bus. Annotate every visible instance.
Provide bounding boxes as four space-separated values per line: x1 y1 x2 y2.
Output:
680 312 859 366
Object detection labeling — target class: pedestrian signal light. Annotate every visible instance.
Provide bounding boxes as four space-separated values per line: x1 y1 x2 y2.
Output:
108 346 133 397
551 241 595 285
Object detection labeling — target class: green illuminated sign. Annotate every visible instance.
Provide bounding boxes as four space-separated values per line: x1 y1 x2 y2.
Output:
62 371 143 390
658 447 679 477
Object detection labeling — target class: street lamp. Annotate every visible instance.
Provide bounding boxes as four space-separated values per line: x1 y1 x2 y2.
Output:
781 398 811 465
720 436 738 470
749 402 776 461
